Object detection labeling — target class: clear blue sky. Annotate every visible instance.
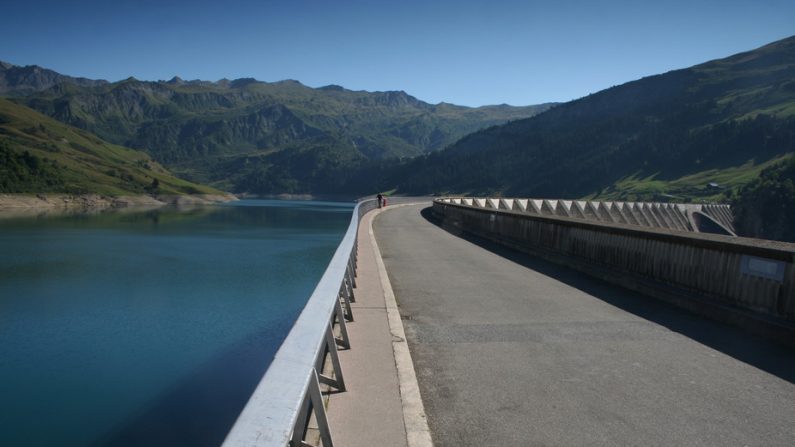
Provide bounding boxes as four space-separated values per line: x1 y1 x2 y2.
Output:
0 0 792 106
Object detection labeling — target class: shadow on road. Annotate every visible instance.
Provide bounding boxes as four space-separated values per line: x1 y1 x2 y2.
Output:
420 206 795 384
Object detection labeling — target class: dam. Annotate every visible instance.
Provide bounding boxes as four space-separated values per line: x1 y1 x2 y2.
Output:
223 198 795 446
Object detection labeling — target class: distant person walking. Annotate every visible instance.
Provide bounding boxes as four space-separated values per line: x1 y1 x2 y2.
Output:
377 193 383 208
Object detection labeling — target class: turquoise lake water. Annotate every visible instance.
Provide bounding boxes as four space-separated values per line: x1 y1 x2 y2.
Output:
0 199 353 446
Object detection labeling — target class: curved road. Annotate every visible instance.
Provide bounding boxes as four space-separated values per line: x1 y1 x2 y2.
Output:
374 203 795 446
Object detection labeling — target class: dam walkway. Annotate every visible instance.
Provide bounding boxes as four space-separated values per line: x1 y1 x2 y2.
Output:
363 203 795 446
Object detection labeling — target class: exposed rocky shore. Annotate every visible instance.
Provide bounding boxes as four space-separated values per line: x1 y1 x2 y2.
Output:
0 193 238 217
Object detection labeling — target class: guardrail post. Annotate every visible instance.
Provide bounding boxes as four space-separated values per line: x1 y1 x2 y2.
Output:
348 257 358 287
289 369 334 447
309 369 334 447
339 285 354 322
289 384 311 447
344 268 356 303
333 297 351 348
316 323 346 392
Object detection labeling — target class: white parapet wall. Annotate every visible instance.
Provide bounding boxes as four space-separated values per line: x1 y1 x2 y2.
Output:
443 197 736 236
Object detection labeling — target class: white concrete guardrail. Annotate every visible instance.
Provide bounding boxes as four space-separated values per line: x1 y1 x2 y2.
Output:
438 197 736 236
222 197 424 447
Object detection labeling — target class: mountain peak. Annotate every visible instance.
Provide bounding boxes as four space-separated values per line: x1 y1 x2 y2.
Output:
0 62 107 95
380 90 422 107
166 76 184 85
274 79 304 87
319 84 346 92
229 77 259 88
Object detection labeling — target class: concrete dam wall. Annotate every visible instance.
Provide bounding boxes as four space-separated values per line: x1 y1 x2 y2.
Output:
432 199 795 346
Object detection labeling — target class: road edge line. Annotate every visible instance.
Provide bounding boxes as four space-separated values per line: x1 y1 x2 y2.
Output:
369 206 434 447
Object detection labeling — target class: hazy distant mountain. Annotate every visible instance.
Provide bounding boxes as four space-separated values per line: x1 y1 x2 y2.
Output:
396 35 795 202
2 64 553 192
0 61 107 95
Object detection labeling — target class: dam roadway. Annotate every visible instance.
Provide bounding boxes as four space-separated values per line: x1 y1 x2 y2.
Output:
371 203 795 446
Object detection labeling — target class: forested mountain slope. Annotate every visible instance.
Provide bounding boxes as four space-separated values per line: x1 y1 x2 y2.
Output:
397 35 795 202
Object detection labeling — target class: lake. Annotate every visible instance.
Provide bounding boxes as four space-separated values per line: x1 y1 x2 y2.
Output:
0 199 353 446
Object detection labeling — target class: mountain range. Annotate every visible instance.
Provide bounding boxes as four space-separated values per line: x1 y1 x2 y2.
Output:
0 62 552 193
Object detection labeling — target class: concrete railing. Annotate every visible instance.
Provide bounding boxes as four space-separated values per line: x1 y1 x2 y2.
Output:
222 196 426 447
437 197 736 235
433 198 795 345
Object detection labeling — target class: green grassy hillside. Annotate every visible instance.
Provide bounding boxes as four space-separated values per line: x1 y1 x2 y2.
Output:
0 98 221 196
397 35 795 202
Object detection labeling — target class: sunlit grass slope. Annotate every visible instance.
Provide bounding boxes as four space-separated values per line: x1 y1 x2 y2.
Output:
0 98 222 195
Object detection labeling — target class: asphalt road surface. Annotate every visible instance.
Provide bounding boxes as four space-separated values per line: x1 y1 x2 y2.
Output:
374 204 795 447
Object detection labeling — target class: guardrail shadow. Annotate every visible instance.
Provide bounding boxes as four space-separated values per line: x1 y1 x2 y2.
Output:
420 206 795 384
89 324 292 447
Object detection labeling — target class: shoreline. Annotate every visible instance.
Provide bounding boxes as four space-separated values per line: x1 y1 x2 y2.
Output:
0 193 238 218
239 193 362 202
